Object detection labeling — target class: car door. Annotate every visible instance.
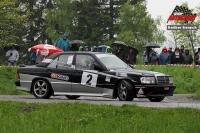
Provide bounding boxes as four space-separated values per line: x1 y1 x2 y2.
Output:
47 54 75 94
71 54 105 95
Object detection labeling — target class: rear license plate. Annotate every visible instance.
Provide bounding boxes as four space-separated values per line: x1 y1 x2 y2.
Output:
164 87 169 90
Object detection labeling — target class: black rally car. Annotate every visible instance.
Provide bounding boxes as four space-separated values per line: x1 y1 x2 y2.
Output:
15 52 176 102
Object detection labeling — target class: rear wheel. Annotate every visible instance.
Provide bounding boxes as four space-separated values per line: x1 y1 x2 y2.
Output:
118 80 134 101
65 95 80 99
148 97 165 102
32 79 51 99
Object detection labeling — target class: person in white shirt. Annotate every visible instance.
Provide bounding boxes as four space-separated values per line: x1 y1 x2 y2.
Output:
6 45 19 66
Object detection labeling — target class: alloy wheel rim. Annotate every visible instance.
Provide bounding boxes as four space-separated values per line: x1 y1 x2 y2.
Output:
118 82 127 100
34 80 47 97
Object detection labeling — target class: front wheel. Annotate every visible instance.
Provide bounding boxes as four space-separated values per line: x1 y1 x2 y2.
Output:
65 95 80 99
148 97 165 102
32 79 51 99
118 80 134 101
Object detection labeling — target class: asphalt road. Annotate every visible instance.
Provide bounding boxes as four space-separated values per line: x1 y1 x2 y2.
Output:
0 94 200 109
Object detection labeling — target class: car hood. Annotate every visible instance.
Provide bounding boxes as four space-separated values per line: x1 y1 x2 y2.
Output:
110 68 169 77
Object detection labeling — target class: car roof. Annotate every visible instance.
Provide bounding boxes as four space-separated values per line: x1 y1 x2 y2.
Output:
37 52 111 67
48 51 104 59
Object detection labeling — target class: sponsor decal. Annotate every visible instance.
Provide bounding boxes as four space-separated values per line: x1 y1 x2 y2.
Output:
50 73 69 81
105 76 111 82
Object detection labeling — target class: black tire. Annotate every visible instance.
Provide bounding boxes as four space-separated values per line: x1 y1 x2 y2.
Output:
118 80 134 101
148 97 165 102
65 95 80 99
32 79 51 99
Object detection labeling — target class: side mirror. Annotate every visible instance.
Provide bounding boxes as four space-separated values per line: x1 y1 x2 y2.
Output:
93 62 103 71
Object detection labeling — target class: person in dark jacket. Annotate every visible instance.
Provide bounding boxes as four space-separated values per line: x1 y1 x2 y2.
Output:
115 47 125 61
171 47 183 64
143 47 153 64
168 46 173 64
149 51 159 65
194 48 200 59
84 46 90 51
194 49 200 65
92 46 97 52
180 45 185 55
159 47 170 65
182 49 193 64
125 48 137 64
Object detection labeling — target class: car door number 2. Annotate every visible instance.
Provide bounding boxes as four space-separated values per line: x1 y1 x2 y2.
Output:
81 72 98 87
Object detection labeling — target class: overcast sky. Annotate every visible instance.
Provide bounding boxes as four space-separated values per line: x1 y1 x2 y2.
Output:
146 0 200 52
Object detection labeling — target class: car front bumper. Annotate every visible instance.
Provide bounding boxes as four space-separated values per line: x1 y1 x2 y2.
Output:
135 84 176 97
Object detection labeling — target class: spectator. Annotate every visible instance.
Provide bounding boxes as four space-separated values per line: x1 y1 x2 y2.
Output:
143 47 153 65
6 45 19 66
36 50 44 64
106 46 112 53
194 49 200 65
194 48 200 59
78 46 83 51
98 47 102 52
182 49 193 65
180 45 185 55
54 33 71 51
115 46 125 61
159 47 170 65
84 46 90 51
171 47 183 64
92 46 97 52
168 46 173 64
125 48 137 64
149 51 159 65
44 54 50 60
30 51 36 65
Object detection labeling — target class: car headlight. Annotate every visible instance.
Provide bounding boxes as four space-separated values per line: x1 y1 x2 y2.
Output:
169 77 173 84
140 77 155 84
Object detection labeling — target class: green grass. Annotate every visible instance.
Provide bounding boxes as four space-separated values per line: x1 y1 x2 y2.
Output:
0 66 28 95
0 66 200 98
0 101 200 133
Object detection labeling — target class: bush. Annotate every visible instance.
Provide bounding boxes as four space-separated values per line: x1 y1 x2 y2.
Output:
0 66 28 95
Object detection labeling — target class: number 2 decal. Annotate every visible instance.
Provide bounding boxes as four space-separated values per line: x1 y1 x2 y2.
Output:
86 74 92 85
81 72 98 87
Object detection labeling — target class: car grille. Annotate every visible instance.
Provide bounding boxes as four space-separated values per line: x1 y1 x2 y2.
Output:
156 76 170 84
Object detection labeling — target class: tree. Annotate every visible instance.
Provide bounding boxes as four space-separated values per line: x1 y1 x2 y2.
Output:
0 0 28 47
116 1 164 52
45 0 75 44
151 16 166 45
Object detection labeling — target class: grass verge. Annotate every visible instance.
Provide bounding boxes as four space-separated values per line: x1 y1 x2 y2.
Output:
0 66 200 98
0 101 200 133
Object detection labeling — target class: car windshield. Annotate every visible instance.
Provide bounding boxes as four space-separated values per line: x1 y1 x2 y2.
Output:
96 54 131 69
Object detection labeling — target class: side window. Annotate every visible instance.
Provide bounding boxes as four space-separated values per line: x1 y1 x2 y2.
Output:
76 55 95 70
48 54 74 69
